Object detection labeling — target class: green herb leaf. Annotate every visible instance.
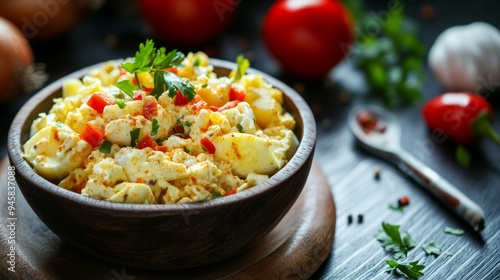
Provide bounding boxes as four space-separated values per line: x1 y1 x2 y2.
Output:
385 259 425 279
183 146 190 153
115 80 137 98
376 222 415 259
118 40 194 102
444 226 464 236
151 118 159 136
152 71 195 101
455 145 471 167
237 123 244 133
422 241 441 256
130 128 141 147
201 84 208 88
98 140 112 154
153 48 185 69
233 54 250 82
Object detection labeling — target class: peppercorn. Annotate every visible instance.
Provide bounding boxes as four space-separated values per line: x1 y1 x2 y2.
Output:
357 214 364 224
347 214 353 225
398 196 410 207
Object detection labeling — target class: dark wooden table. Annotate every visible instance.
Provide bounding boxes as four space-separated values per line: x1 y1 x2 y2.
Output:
1 1 499 279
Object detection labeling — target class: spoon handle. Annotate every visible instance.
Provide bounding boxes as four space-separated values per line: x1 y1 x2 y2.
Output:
397 151 485 231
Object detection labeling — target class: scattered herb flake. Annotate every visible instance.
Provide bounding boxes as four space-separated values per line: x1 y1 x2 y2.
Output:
98 140 112 154
444 251 453 256
193 57 201 67
233 54 250 82
183 146 190 153
130 128 141 147
116 99 126 109
444 227 465 236
212 191 222 198
201 84 208 88
389 203 404 212
237 123 244 133
376 222 416 259
385 259 425 279
422 241 441 256
151 118 159 136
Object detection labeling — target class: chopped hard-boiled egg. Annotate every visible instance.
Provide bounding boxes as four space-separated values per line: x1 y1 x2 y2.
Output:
22 50 298 204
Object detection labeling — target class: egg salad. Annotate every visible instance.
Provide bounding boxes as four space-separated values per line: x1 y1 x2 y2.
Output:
23 42 298 204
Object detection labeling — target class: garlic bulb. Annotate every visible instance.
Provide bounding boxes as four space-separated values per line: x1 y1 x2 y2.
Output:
428 22 500 92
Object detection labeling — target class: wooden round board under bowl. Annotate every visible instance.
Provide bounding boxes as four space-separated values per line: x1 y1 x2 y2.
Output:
0 158 335 279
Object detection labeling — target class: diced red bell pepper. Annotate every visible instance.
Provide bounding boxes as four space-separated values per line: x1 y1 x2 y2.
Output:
174 90 190 106
81 123 105 148
217 100 240 112
200 137 216 154
87 92 115 114
137 135 158 150
143 101 158 120
229 87 246 102
225 188 237 196
163 67 178 74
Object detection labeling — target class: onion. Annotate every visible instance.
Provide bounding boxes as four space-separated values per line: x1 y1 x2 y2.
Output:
0 17 47 101
0 0 103 41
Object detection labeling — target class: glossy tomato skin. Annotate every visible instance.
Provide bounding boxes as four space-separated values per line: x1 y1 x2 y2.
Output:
422 92 494 145
263 0 353 79
140 0 237 47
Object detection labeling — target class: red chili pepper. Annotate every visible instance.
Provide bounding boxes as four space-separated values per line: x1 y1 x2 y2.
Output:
81 123 105 148
200 137 216 154
422 92 500 145
87 92 115 114
143 100 158 120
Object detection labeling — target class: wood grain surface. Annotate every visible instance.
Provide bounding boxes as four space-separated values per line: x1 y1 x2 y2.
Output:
0 159 335 280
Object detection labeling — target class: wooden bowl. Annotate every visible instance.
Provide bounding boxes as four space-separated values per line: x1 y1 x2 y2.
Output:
7 59 316 270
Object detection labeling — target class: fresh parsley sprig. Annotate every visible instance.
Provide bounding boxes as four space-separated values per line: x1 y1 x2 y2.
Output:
376 222 416 259
116 39 195 101
385 259 425 279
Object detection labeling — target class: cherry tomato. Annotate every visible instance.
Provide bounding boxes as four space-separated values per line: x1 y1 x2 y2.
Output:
422 92 499 145
140 0 238 47
263 0 354 79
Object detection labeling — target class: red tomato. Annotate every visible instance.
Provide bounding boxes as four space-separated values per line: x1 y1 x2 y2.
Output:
140 0 238 47
263 0 354 79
